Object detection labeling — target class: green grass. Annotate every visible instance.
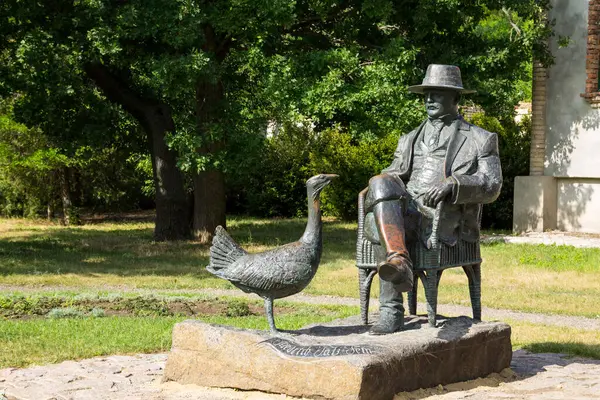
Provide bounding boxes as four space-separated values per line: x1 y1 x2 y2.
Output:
0 300 360 368
4 309 600 369
1 217 600 317
2 216 600 368
510 320 600 359
1 316 179 368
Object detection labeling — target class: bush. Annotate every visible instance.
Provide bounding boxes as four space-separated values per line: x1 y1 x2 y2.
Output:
308 129 397 219
228 111 529 229
47 307 86 319
227 125 398 219
225 299 252 317
467 113 531 229
226 124 314 218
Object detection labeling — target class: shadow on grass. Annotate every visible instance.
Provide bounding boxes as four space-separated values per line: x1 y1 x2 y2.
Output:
0 225 211 277
522 342 600 361
228 218 357 264
0 218 358 278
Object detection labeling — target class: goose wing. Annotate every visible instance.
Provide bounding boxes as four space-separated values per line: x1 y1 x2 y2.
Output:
221 241 315 292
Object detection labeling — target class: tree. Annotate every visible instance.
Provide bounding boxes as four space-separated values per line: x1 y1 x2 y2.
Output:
1 0 552 239
0 96 150 223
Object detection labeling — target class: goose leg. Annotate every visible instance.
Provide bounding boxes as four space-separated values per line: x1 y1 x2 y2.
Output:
264 297 277 333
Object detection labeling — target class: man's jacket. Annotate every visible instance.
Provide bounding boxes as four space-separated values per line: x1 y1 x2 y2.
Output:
382 117 502 245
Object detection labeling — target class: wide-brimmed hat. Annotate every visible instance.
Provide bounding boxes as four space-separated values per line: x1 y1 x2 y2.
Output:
408 64 476 94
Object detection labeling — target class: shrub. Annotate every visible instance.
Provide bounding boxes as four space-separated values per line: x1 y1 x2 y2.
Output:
226 124 314 218
228 111 529 229
225 299 252 317
90 308 106 318
227 125 398 220
308 129 397 219
467 113 531 229
47 307 86 319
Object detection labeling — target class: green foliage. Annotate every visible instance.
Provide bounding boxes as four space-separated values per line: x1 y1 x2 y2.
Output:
90 308 106 318
467 113 531 229
225 299 253 317
0 295 72 318
227 125 313 218
118 296 171 317
47 307 87 319
309 129 398 219
1 0 553 226
0 108 57 216
0 105 152 217
229 110 530 226
228 125 398 219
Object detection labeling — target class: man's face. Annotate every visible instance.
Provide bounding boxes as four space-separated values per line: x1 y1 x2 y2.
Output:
424 90 458 119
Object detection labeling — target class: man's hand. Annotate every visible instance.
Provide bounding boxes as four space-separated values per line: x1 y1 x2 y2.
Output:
423 177 455 208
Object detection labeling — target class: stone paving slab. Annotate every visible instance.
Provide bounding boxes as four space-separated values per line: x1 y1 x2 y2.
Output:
397 350 600 399
2 350 600 400
0 354 300 400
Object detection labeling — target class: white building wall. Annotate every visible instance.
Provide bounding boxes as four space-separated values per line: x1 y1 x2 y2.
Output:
514 0 600 233
545 0 600 179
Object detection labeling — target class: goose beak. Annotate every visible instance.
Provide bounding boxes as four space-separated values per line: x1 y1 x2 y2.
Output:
322 174 338 186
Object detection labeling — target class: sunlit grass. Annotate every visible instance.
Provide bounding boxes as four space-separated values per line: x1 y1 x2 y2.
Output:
0 300 359 368
510 319 600 359
1 217 600 317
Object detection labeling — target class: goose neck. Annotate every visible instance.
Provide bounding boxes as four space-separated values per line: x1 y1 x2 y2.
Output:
301 187 322 245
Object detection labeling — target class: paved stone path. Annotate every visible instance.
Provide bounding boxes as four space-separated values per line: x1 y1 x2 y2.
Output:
482 230 600 248
2 350 600 399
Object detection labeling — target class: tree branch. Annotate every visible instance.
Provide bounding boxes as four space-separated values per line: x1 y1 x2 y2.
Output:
84 63 149 121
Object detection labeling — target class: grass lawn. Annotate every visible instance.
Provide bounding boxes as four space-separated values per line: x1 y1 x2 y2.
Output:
1 216 600 367
0 290 361 368
0 296 360 368
510 319 600 359
1 217 599 317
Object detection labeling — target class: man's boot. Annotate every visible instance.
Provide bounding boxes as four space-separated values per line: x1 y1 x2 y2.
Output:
370 278 405 335
373 201 413 292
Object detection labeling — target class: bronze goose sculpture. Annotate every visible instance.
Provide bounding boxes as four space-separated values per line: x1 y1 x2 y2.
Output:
206 174 338 332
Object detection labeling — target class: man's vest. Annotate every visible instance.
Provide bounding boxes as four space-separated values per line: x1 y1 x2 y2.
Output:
406 121 451 200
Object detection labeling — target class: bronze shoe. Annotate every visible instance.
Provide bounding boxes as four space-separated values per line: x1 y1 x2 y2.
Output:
377 254 413 292
369 314 404 335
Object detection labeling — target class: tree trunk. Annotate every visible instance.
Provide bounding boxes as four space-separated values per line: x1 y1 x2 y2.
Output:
59 167 78 225
144 105 191 241
193 78 226 243
47 203 54 220
193 169 226 243
85 63 190 241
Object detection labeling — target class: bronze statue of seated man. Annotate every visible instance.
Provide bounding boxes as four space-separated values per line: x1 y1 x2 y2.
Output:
363 64 502 335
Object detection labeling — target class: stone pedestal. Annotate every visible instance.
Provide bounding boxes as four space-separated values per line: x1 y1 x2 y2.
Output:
163 316 512 400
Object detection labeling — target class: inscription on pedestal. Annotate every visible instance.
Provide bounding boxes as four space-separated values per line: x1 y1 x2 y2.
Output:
262 337 383 358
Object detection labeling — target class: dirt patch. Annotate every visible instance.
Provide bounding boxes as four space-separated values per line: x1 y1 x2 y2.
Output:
0 295 294 320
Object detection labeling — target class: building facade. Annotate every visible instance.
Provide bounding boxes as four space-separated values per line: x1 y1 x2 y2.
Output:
514 0 600 233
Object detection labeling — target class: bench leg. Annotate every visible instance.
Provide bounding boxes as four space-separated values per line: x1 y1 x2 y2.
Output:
359 268 377 325
463 263 482 321
423 270 439 327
